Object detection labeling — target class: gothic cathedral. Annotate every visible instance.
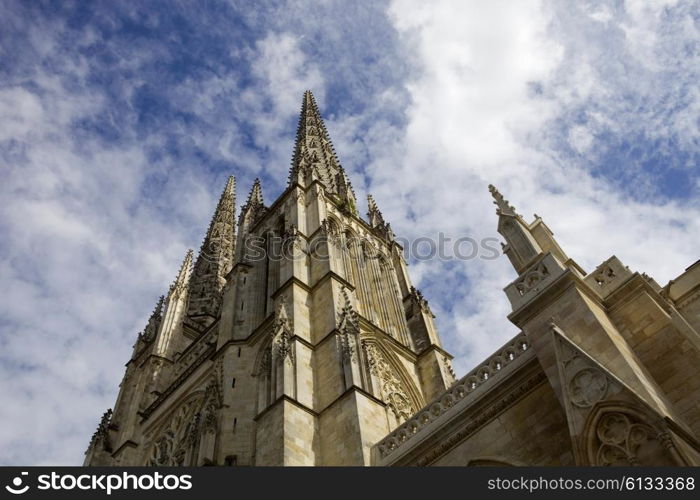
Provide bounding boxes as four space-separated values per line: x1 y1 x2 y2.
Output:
85 91 700 466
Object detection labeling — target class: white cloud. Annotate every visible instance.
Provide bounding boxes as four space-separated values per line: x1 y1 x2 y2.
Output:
376 0 700 373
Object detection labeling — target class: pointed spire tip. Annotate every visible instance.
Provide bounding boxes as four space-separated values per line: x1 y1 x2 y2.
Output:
488 184 517 216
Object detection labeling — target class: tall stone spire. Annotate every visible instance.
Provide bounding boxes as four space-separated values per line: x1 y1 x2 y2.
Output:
187 176 236 326
247 178 264 206
150 248 193 357
240 178 266 223
288 91 347 196
488 184 577 276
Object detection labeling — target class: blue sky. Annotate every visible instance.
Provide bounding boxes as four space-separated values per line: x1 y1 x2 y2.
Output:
0 0 698 465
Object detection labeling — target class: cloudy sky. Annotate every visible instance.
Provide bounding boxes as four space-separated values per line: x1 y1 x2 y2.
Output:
0 0 698 465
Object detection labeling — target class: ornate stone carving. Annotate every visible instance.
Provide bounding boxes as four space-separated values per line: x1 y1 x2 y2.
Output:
336 288 360 363
320 218 342 248
258 350 272 376
272 300 294 363
146 396 203 466
569 368 608 408
514 262 549 296
593 265 616 287
141 337 217 420
594 412 668 466
362 341 416 423
146 367 222 466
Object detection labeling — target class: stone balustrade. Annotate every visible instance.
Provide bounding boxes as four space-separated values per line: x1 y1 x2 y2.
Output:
375 332 530 459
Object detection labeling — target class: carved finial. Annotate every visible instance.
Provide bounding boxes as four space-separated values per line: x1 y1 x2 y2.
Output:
488 184 517 216
272 297 294 361
367 194 385 226
366 193 394 241
240 178 266 226
367 193 378 211
275 297 290 324
337 287 359 329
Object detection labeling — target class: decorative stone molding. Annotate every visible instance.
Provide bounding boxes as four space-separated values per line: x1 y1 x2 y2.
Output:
375 333 530 459
504 253 566 310
514 262 549 296
173 328 218 379
272 331 294 362
145 366 223 466
442 355 457 385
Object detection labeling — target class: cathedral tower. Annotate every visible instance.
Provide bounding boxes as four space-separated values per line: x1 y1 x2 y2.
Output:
85 91 455 466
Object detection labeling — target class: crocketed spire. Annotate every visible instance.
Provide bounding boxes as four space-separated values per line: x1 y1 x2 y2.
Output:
186 176 236 325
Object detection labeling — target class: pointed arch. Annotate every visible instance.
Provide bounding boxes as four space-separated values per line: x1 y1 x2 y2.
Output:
361 336 424 428
144 390 205 466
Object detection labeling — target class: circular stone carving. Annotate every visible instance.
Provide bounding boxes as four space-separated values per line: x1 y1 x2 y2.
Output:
569 368 608 408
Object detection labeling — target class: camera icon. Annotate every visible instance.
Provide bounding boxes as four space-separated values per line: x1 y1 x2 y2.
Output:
5 472 29 495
